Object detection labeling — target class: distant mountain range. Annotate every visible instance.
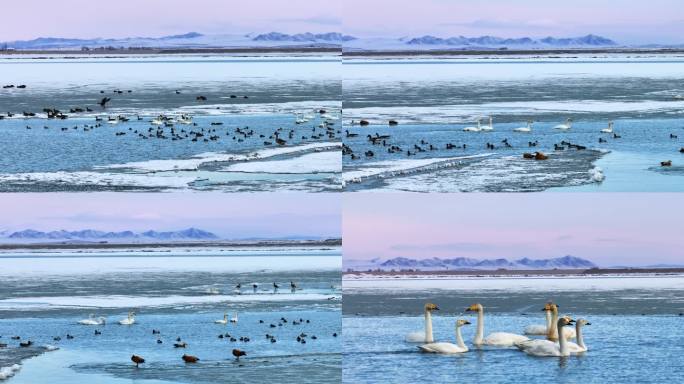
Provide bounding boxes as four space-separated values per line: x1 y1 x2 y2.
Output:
0 32 354 50
346 255 598 271
3 228 218 242
404 34 616 47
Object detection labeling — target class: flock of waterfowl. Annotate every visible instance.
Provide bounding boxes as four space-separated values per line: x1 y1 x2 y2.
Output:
1 87 341 149
0 281 340 369
345 118 682 167
408 302 589 357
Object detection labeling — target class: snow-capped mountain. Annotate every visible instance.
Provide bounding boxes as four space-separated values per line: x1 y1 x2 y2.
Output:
4 228 218 242
252 32 355 42
1 31 353 50
344 34 622 51
346 255 597 271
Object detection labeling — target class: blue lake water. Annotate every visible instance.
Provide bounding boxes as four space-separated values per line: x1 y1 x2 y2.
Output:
342 56 684 191
342 276 684 383
0 55 341 192
0 252 341 383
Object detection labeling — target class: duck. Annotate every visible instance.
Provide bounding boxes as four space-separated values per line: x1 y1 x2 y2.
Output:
131 355 145 367
232 349 246 361
182 354 199 363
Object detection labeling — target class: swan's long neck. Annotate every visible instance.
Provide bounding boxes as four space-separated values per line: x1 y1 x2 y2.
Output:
455 326 466 349
576 323 585 349
474 308 484 345
477 120 481 128
425 310 434 343
489 117 493 127
545 310 552 331
548 308 559 341
558 322 568 356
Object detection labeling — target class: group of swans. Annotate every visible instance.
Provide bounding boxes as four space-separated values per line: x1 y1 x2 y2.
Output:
214 312 239 324
79 312 136 326
463 117 495 132
407 302 590 357
461 117 616 135
78 314 106 326
516 317 590 357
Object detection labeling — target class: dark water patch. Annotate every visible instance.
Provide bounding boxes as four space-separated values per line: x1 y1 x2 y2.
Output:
342 289 684 316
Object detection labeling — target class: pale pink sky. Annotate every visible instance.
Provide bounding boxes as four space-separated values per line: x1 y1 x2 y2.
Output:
0 193 340 239
342 0 684 44
0 0 341 40
344 193 683 267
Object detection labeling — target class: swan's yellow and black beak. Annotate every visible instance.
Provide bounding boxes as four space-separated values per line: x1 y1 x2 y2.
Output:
586 322 591 326
464 320 471 325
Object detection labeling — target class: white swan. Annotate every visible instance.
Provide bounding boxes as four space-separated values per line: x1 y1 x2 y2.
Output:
118 311 136 325
466 303 529 347
601 121 614 133
78 314 106 326
554 118 572 130
516 316 575 356
480 116 494 131
563 318 590 353
405 303 439 343
230 312 238 324
418 319 470 354
463 120 482 132
545 304 576 340
214 313 228 324
524 303 552 335
513 121 533 133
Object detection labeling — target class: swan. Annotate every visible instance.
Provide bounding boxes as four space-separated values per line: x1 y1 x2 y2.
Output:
554 118 572 130
230 312 238 324
524 303 552 335
601 121 614 133
214 313 228 325
466 303 529 347
516 316 575 356
463 120 482 132
418 319 470 354
405 303 439 343
513 121 532 133
546 303 576 340
563 318 590 353
118 311 136 325
78 314 106 326
480 116 494 131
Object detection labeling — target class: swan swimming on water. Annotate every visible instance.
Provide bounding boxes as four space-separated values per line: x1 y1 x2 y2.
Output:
554 118 572 130
466 303 529 347
524 303 552 335
563 318 590 353
601 121 614 133
215 313 228 324
463 120 482 132
418 319 470 354
405 303 439 343
545 303 576 340
513 121 533 133
78 314 106 326
480 116 494 131
516 316 575 357
230 312 238 324
118 311 136 325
